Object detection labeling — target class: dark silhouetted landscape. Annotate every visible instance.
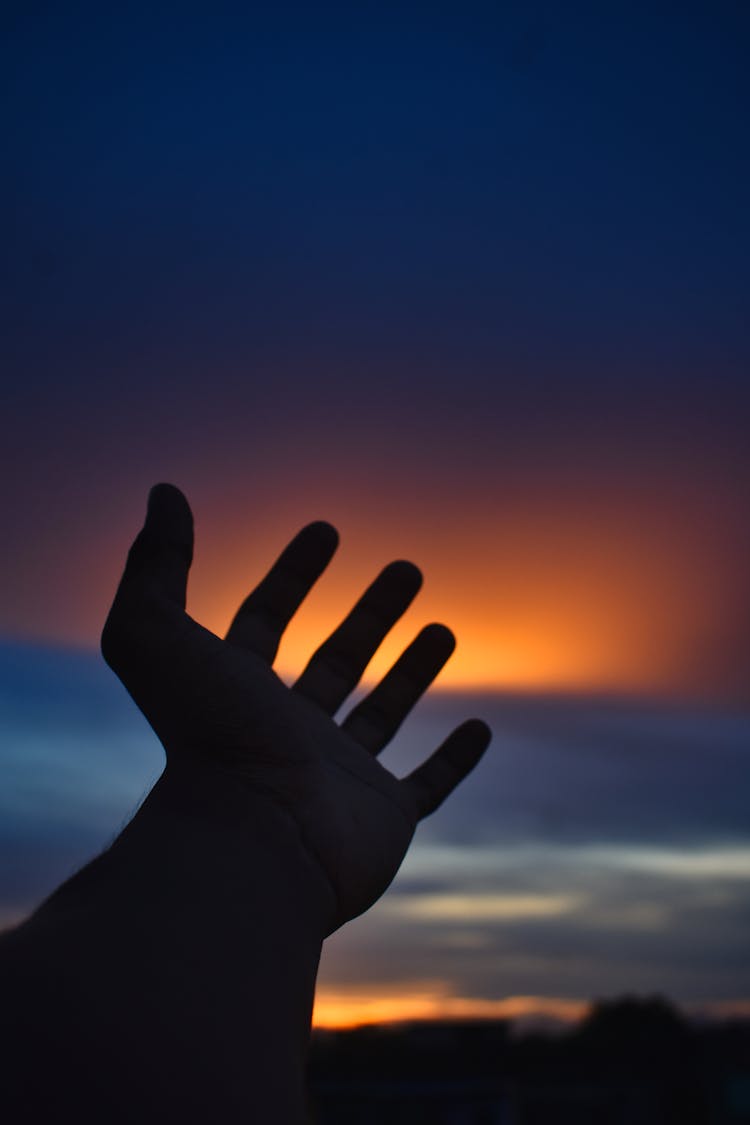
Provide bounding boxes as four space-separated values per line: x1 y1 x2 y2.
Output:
308 998 750 1124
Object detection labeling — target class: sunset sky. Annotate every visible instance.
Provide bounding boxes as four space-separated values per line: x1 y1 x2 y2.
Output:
1 1 749 1026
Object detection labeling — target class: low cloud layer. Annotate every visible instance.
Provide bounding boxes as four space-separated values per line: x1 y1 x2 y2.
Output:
2 641 748 1012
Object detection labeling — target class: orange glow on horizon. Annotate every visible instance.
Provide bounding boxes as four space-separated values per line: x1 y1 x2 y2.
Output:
312 986 590 1028
183 491 740 700
312 989 750 1029
7 467 744 704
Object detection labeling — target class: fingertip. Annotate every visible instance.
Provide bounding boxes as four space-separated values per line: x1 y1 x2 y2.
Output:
420 622 456 655
464 717 493 745
383 559 423 594
148 481 186 504
147 482 192 520
283 522 339 580
303 519 339 537
299 520 340 557
145 483 194 558
451 718 493 762
403 717 493 820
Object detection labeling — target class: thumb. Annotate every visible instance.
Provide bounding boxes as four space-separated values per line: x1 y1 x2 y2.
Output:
118 483 194 610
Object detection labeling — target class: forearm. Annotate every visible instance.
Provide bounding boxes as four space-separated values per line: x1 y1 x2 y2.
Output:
0 761 333 1124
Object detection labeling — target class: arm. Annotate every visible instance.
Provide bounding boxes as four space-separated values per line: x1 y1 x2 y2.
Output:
0 485 490 1123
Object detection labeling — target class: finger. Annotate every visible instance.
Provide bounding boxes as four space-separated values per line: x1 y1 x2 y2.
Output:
402 719 492 819
293 560 423 713
118 483 194 610
102 484 195 674
341 624 456 754
225 521 339 662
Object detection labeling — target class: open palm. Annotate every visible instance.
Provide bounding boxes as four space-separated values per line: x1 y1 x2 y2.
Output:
102 484 490 931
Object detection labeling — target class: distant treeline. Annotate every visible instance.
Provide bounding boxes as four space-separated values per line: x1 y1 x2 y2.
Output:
308 996 750 1124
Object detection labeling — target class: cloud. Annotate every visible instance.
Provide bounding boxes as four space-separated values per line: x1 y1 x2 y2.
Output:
382 691 750 848
381 892 584 922
2 640 748 1017
0 641 162 909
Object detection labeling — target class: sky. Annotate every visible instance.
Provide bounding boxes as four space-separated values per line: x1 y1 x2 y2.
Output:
1 0 749 1026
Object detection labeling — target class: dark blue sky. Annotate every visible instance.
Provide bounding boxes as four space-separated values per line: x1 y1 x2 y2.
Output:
4 1 749 386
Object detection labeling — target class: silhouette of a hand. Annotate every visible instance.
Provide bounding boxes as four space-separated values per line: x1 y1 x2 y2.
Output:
102 485 490 931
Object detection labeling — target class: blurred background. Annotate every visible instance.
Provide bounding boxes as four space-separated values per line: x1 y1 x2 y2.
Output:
2 2 749 1120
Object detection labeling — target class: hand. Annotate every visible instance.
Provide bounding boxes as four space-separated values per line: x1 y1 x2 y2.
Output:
102 484 491 931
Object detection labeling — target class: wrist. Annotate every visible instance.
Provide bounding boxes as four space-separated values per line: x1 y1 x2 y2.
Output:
39 755 336 934
7 757 333 1123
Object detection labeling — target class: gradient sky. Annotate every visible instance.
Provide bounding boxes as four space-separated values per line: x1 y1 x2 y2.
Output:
2 1 749 1025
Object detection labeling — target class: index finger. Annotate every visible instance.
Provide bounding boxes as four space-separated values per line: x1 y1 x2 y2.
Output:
225 521 339 662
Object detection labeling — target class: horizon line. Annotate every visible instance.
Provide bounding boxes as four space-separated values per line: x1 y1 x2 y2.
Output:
1 634 740 710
